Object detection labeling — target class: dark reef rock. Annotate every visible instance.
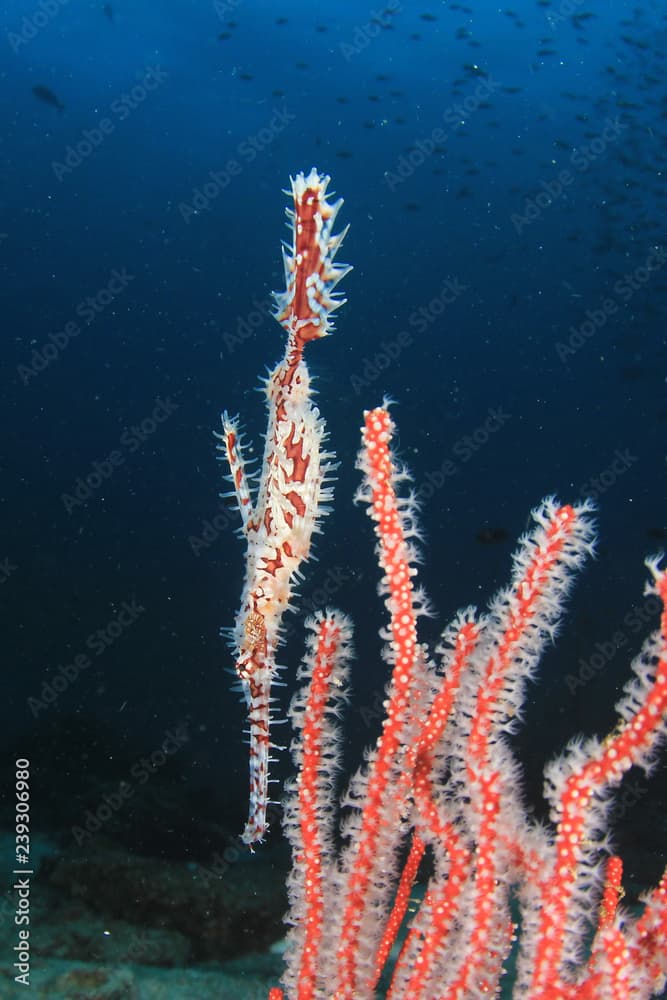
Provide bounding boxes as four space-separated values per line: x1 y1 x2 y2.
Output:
42 842 287 962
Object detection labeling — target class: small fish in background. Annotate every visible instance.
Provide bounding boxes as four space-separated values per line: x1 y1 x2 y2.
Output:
103 3 113 21
31 85 64 112
475 526 509 545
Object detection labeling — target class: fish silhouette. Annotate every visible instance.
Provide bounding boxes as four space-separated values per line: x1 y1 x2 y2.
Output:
32 85 64 112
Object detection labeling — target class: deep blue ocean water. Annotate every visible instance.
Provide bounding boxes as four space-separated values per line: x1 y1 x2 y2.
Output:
1 1 666 995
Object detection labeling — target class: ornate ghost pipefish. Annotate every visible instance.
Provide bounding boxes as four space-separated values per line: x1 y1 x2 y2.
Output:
219 169 350 845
